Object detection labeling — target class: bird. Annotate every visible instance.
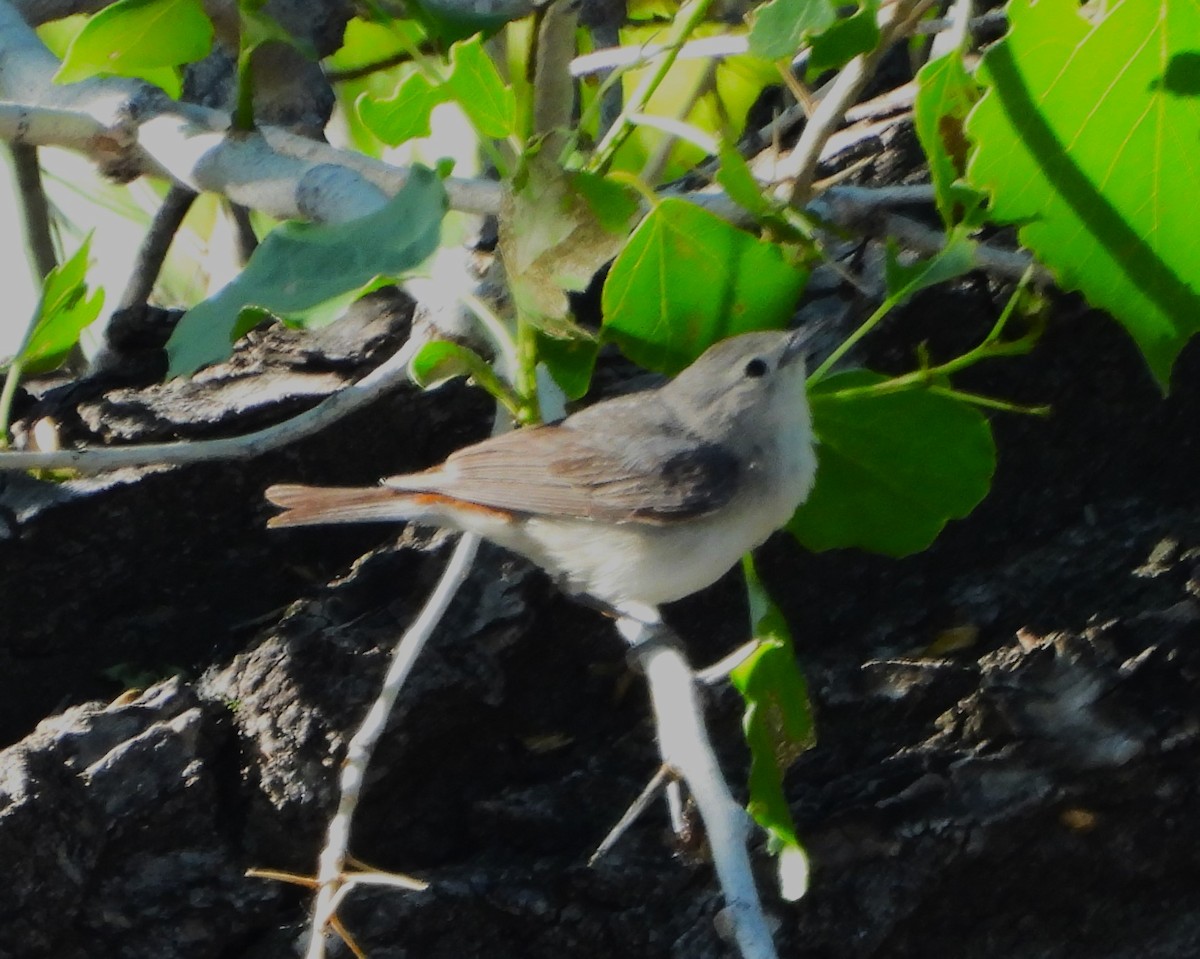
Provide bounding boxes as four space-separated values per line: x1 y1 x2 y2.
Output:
266 329 816 611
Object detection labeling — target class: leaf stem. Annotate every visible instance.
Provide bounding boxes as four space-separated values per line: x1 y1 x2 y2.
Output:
514 314 541 424
588 0 717 175
234 49 256 132
0 359 25 449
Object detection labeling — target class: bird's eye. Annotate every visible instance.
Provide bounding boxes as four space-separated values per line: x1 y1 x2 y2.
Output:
744 357 769 378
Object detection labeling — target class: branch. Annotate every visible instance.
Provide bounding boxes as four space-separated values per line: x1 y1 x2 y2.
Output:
305 532 482 959
618 612 779 959
8 144 56 279
118 185 195 309
0 329 423 471
777 0 934 204
0 1 501 220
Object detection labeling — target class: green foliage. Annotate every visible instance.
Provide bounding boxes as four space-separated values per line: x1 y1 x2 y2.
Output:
790 370 996 556
600 22 779 181
913 50 984 227
53 0 212 96
749 0 836 60
882 230 975 303
601 199 809 373
10 236 105 375
732 555 814 901
967 0 1200 389
807 0 880 76
0 237 104 444
357 34 516 146
501 161 638 337
165 167 446 376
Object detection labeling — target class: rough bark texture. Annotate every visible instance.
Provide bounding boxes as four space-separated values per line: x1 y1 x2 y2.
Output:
1 274 1198 959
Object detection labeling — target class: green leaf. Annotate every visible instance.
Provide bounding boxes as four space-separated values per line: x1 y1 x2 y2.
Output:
790 370 996 556
18 236 106 374
445 34 516 139
408 339 490 388
601 198 808 373
166 166 446 376
749 0 836 61
54 0 212 86
806 0 880 76
500 159 637 334
357 70 447 146
732 554 814 902
913 51 985 228
536 330 599 401
716 145 773 219
883 230 975 303
966 0 1200 389
571 172 640 235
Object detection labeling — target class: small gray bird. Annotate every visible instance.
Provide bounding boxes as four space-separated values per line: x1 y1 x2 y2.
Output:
266 329 816 609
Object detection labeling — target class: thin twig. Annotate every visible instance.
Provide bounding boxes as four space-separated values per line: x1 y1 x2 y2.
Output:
532 0 578 157
589 765 674 866
8 143 56 279
618 613 778 959
777 0 934 204
305 532 481 959
0 330 424 472
118 185 195 309
325 49 413 84
227 201 259 264
695 640 761 686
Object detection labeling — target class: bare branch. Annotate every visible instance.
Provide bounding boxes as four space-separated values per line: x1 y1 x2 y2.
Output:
305 532 482 959
618 612 779 959
118 185 196 309
7 143 57 279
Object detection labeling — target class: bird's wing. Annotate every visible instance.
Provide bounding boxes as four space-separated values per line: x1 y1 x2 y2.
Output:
383 421 739 523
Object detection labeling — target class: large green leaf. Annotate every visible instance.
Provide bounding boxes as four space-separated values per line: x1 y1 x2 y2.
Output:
749 0 836 60
166 167 446 376
731 554 815 902
15 236 105 375
54 0 212 89
967 0 1200 388
601 199 808 374
790 370 996 556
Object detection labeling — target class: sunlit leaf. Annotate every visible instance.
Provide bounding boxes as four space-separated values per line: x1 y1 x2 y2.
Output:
601 199 807 373
15 236 105 375
55 0 212 87
357 70 446 145
967 0 1200 388
445 34 515 139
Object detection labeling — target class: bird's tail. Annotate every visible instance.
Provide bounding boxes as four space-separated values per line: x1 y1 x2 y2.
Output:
265 484 416 528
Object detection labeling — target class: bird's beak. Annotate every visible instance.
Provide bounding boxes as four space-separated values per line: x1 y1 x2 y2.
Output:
781 327 815 367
